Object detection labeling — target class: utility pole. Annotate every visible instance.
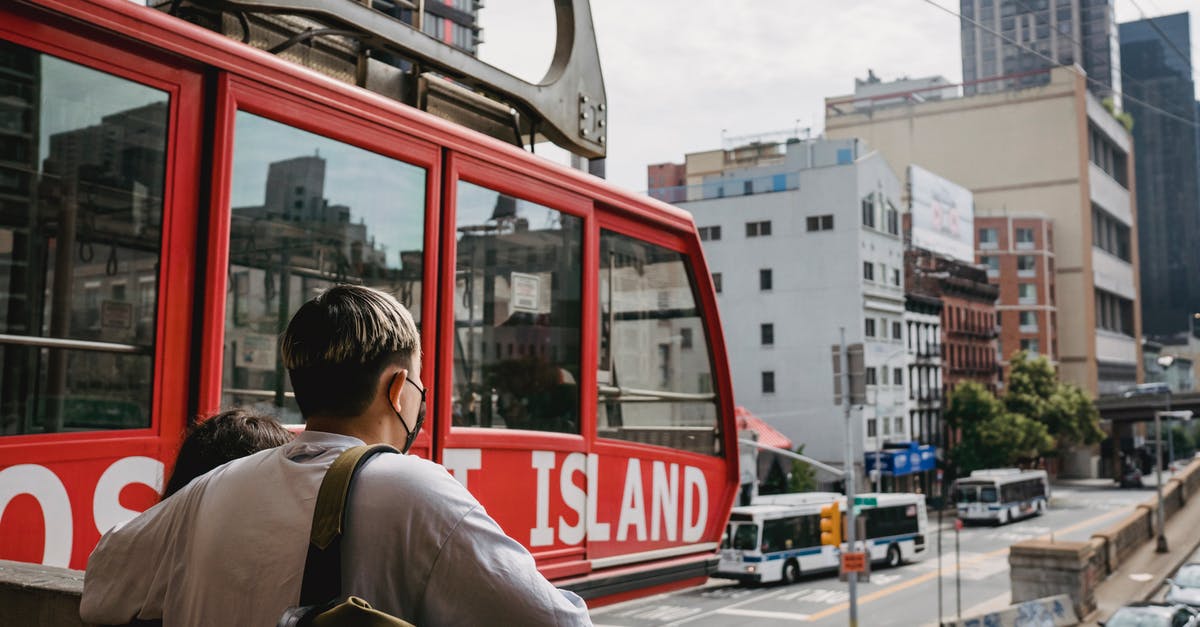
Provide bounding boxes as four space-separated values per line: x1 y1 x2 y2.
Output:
841 327 859 627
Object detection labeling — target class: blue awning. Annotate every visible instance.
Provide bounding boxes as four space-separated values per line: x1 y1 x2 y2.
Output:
864 443 938 476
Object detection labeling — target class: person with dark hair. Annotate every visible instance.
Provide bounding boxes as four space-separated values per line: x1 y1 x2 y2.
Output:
81 285 591 626
162 409 293 499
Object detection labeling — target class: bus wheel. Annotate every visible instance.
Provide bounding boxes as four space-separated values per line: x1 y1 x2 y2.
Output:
886 544 902 568
785 560 801 584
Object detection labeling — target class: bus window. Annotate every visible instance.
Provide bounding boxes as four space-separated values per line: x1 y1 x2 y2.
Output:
451 181 582 433
980 487 998 503
955 485 977 503
597 230 719 455
0 41 167 434
731 523 758 550
221 112 426 423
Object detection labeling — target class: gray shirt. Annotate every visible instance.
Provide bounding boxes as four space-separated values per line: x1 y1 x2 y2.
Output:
80 431 591 626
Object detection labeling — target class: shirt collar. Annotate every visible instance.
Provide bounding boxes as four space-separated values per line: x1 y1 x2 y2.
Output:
282 429 366 461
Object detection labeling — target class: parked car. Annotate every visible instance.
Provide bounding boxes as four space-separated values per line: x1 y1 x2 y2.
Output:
1122 382 1172 398
1167 564 1200 607
1101 603 1200 627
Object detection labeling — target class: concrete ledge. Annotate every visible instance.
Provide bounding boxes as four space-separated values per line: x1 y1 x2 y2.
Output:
941 594 1079 627
0 560 87 627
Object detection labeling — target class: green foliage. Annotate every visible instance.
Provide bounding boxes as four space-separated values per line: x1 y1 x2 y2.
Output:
945 381 1053 474
788 444 817 492
1004 351 1104 449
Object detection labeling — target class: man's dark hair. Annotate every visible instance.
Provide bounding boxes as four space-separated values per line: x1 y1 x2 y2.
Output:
163 409 293 498
280 285 421 419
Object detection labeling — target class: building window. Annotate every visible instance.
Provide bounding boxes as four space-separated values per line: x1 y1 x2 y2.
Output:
865 367 878 385
762 371 776 394
712 272 722 293
1015 228 1035 250
861 194 877 228
885 201 900 235
892 321 902 340
698 225 721 241
1092 205 1130 261
865 318 877 337
759 268 773 291
1018 283 1037 304
981 255 999 275
680 327 693 350
892 268 901 287
882 416 891 435
746 220 772 237
882 367 890 385
744 180 753 195
893 367 903 386
863 261 875 281
895 416 904 435
1017 255 1036 276
867 418 877 437
1020 338 1040 355
979 228 998 249
1095 289 1134 336
1089 123 1128 188
1019 310 1038 331
806 215 834 231
761 323 774 346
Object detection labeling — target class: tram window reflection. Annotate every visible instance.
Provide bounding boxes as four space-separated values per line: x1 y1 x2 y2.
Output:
451 181 582 434
221 112 426 423
597 230 720 456
0 41 167 434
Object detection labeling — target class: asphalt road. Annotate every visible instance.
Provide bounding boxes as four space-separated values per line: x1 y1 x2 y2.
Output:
589 483 1152 626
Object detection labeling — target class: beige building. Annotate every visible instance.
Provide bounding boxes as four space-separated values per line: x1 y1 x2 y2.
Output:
824 66 1142 397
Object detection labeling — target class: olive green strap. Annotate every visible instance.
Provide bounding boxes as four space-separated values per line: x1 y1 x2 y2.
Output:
311 444 399 549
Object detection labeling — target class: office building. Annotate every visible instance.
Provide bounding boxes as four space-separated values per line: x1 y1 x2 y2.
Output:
826 66 1143 396
960 0 1121 100
1119 13 1200 339
649 137 910 474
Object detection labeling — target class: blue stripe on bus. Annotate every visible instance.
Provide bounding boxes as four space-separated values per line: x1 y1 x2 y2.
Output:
871 533 917 546
743 547 826 563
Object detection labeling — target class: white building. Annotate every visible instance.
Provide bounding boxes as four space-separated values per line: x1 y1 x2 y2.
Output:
666 137 909 470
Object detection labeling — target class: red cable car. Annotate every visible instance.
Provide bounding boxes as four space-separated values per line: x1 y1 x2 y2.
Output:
0 0 737 604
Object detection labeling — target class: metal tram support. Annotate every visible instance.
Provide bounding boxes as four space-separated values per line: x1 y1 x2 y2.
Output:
157 0 608 160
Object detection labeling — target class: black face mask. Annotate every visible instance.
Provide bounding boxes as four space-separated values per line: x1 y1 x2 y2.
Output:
390 372 426 454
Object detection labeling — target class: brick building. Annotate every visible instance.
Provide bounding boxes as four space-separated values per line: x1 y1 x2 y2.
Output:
976 215 1058 380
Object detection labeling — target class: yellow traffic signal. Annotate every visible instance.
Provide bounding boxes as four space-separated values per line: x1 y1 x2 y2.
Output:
820 501 842 546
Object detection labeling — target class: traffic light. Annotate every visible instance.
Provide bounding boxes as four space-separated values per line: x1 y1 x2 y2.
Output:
820 501 842 546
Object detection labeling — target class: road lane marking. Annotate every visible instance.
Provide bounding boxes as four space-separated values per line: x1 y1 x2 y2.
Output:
715 608 812 621
660 587 793 626
805 504 1137 622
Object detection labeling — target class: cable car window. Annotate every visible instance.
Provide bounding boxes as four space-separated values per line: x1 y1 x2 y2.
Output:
452 181 582 433
222 112 426 423
0 41 167 434
598 230 720 455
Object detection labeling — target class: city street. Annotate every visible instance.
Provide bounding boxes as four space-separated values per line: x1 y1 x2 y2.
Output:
589 483 1151 626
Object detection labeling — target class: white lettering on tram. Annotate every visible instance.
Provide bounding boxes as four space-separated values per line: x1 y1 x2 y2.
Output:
616 459 647 541
0 464 74 567
93 456 163 535
442 449 481 488
523 451 708 547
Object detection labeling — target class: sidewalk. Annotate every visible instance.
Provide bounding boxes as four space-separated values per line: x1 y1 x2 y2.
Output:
1087 483 1200 624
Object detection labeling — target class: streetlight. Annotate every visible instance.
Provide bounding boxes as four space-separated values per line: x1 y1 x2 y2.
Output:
1154 409 1194 553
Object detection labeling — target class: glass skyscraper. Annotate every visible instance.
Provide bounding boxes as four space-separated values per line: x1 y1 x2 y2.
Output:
1120 13 1200 338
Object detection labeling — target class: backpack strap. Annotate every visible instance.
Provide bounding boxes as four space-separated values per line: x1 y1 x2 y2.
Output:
299 444 399 607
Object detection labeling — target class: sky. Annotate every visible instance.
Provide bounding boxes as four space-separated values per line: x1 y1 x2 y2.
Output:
475 0 1200 194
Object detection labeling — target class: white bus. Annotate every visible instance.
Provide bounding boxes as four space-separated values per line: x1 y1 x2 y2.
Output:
717 493 928 584
953 469 1049 525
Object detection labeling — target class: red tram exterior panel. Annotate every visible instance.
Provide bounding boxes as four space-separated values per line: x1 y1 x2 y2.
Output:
0 0 738 603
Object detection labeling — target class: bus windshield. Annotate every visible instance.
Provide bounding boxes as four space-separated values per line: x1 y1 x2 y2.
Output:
732 524 759 551
956 486 978 503
980 487 998 503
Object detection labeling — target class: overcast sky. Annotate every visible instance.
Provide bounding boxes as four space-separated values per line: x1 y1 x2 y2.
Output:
476 0 1200 193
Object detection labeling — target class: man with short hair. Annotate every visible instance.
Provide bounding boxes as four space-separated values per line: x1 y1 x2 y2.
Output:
81 285 591 626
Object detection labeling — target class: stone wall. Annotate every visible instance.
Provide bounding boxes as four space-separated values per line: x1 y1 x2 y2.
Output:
0 560 88 627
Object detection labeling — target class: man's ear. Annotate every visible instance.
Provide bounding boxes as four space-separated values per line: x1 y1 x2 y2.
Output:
388 368 409 409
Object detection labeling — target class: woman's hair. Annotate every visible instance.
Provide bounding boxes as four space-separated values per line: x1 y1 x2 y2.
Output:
162 409 294 498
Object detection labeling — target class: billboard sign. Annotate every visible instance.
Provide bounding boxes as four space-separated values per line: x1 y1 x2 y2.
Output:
909 164 974 262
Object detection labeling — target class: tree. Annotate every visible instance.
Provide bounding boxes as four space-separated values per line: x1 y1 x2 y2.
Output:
788 444 817 492
1004 351 1104 450
945 381 1054 474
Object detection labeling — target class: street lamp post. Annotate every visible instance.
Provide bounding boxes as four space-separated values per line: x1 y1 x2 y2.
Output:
1154 408 1194 553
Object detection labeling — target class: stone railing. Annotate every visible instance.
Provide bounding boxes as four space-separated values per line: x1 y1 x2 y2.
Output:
1010 459 1200 618
0 560 87 627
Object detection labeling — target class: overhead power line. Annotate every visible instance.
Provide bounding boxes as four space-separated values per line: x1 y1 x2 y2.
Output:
919 0 1198 129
